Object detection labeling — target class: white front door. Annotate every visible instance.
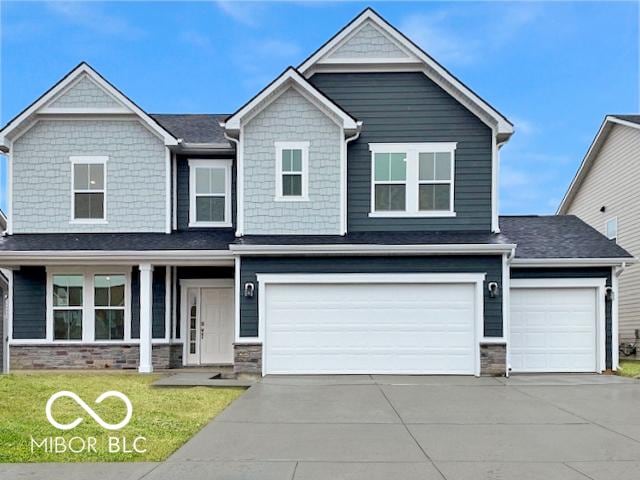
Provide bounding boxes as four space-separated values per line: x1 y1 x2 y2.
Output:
185 286 234 365
510 287 598 372
263 280 478 375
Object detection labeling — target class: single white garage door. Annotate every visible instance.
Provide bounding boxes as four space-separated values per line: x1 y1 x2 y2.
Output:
263 280 478 375
510 287 598 372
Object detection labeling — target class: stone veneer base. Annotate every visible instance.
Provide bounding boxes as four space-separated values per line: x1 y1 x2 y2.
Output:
480 342 507 376
10 343 183 370
233 343 262 377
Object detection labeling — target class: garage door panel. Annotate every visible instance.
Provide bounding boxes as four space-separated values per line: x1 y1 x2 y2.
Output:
264 282 477 375
510 287 597 373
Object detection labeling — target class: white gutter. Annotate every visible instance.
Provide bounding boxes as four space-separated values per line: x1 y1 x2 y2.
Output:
0 250 234 266
511 257 636 267
229 243 517 256
341 124 362 235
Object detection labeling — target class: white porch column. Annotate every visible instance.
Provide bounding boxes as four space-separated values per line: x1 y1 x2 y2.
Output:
139 263 154 373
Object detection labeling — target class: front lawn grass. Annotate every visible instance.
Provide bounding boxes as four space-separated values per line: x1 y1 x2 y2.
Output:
618 360 640 378
0 373 244 463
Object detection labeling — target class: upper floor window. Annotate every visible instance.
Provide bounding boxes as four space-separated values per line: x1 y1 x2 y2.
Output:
275 142 309 201
606 217 618 241
189 159 232 227
369 143 456 217
71 156 107 223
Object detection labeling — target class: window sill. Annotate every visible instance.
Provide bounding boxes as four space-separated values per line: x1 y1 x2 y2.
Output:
70 219 108 225
368 211 457 218
188 222 233 228
274 196 310 202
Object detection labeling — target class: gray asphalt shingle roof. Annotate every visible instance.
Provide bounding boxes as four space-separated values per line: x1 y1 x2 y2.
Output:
611 114 640 125
0 230 236 251
0 216 631 260
150 114 230 145
499 215 631 259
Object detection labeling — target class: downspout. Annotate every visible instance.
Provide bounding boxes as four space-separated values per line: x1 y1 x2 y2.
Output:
341 122 362 235
223 129 241 237
504 245 516 377
612 261 627 371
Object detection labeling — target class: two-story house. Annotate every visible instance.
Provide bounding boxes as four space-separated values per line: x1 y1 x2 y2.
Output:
558 115 640 351
0 8 632 376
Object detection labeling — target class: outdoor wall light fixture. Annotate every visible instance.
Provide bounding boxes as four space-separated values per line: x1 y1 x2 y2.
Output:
488 281 499 298
244 282 255 298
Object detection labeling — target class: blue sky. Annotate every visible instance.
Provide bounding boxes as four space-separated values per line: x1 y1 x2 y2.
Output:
1 1 638 215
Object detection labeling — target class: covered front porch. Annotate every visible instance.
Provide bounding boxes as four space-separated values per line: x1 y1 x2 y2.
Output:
0 232 240 374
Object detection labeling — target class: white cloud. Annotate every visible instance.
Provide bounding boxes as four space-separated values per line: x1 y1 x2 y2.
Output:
400 3 541 67
180 30 214 51
47 1 143 38
400 12 477 66
215 1 263 27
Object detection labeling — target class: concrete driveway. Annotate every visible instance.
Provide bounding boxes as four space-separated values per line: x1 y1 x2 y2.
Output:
156 374 640 479
4 374 640 479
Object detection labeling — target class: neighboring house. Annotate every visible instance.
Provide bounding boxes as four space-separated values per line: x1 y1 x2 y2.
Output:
0 9 632 376
558 115 640 348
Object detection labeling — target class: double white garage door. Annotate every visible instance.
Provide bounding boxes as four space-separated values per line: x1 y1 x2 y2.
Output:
262 274 482 375
260 275 604 375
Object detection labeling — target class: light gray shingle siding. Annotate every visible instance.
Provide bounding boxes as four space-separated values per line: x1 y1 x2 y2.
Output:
12 119 167 233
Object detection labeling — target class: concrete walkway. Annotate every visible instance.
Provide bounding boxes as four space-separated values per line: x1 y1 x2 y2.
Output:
4 374 640 479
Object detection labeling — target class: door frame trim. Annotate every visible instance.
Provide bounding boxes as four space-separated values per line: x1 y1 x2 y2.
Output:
179 279 234 366
510 277 607 373
257 272 486 377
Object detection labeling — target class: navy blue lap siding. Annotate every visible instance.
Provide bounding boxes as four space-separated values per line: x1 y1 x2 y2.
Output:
12 266 46 339
511 267 613 369
240 255 503 338
309 72 493 232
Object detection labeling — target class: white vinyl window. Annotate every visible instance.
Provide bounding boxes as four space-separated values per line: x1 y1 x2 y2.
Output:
189 159 232 227
369 143 456 217
94 274 126 341
275 142 309 201
52 274 83 340
71 156 107 223
47 267 131 343
606 217 618 241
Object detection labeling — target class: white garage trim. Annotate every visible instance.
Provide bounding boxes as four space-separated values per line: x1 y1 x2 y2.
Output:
257 272 486 376
510 278 607 373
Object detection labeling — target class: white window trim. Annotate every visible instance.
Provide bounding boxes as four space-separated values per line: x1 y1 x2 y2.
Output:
369 142 456 218
70 156 108 224
46 266 132 343
606 216 618 241
274 141 310 202
188 159 233 228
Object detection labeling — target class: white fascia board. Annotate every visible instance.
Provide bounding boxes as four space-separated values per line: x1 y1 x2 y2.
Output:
557 116 640 214
511 257 636 267
0 250 234 266
229 243 517 255
298 9 513 136
0 63 178 147
224 68 358 132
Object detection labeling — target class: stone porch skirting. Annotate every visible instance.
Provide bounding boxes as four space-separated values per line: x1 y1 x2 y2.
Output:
9 344 183 370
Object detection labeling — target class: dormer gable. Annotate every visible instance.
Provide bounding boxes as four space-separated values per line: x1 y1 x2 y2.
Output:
0 62 178 147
